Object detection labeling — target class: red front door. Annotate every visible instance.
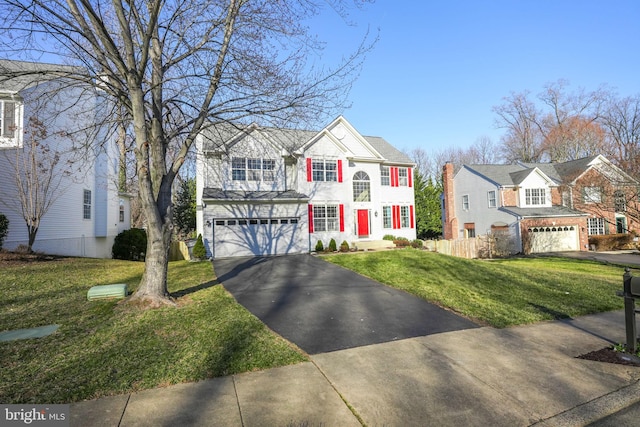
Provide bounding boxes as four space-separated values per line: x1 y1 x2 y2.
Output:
357 209 369 237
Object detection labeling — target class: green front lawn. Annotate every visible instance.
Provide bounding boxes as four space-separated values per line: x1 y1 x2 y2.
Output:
0 258 306 404
323 250 626 328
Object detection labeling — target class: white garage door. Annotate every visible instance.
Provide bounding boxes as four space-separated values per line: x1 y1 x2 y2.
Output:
213 217 308 258
528 225 579 253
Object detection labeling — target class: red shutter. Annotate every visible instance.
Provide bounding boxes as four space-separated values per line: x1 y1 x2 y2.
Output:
339 204 345 232
410 205 415 228
306 158 312 182
392 205 399 229
308 204 314 233
390 167 396 187
337 160 343 183
408 168 413 187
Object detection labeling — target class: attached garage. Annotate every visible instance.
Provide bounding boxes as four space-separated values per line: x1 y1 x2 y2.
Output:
527 225 579 253
212 216 306 258
202 189 310 259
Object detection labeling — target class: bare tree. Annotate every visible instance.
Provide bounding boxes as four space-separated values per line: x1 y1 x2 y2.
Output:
537 80 607 162
0 0 373 307
1 117 70 252
493 90 544 163
493 80 607 163
599 94 640 179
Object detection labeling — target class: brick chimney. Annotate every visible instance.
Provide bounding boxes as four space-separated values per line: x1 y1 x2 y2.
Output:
442 162 457 240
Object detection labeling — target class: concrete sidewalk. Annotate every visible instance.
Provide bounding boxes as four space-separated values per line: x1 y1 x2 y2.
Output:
70 310 640 426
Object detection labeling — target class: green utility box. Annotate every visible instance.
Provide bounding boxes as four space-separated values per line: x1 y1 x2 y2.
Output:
87 284 128 301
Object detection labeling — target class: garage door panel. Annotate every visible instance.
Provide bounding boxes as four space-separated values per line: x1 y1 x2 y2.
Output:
214 220 307 258
529 226 578 253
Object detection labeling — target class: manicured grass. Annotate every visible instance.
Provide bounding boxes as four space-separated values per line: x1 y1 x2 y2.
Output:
0 258 306 404
323 250 626 328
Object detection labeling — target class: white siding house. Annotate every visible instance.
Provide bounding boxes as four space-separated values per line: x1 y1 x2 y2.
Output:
0 60 130 257
196 116 416 258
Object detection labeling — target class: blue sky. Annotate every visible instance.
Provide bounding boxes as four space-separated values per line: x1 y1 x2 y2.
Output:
312 0 640 153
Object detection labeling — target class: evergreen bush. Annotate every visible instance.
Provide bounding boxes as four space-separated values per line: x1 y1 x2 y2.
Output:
328 238 337 252
340 240 350 252
0 213 8 250
192 234 206 259
411 239 424 249
315 240 324 252
112 228 147 261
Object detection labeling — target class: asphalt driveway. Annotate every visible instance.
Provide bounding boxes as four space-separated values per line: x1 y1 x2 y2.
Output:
213 254 478 354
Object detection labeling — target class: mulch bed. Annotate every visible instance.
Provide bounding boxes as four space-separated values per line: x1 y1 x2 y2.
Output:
577 347 640 367
0 251 62 266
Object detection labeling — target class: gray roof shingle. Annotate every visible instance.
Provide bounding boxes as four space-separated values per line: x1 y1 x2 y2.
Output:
500 206 589 218
0 60 81 94
364 136 413 164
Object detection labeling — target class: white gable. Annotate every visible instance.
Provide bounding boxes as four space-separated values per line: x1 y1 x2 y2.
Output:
303 116 383 161
519 169 553 188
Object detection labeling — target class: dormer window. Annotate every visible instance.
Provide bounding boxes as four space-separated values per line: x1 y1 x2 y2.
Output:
525 188 545 206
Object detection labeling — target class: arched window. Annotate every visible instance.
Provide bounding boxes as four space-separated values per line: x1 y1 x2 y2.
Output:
353 171 370 202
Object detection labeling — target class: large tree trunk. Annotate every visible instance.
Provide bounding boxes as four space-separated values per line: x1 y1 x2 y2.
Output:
127 166 176 307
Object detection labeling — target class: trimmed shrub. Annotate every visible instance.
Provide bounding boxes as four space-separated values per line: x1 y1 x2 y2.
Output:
588 233 634 251
340 240 350 252
112 228 147 261
328 238 337 252
192 234 206 259
411 239 424 249
394 237 411 247
383 234 396 241
0 213 8 250
315 240 324 252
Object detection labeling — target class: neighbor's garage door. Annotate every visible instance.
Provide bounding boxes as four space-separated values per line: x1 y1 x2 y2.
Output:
528 225 579 253
213 217 307 258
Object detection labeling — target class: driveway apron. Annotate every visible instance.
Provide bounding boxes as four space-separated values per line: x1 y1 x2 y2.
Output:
213 254 478 354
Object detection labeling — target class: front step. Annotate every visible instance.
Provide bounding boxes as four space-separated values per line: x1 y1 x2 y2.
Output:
353 240 395 251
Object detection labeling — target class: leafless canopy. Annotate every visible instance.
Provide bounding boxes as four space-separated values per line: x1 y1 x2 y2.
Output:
0 0 374 305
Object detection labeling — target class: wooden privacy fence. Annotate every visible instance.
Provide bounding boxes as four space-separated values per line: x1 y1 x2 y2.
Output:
423 236 492 259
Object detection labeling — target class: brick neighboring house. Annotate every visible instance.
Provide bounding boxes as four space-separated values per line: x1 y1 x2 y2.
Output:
195 116 416 258
442 155 639 254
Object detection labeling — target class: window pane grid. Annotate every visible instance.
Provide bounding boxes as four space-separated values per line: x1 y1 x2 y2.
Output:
381 167 390 186
400 206 410 228
382 206 392 228
398 168 408 186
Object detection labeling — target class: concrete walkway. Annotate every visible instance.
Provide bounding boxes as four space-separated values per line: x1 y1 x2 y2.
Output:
70 310 640 426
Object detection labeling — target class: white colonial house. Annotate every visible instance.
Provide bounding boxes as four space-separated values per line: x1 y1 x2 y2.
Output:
196 116 416 258
0 60 130 257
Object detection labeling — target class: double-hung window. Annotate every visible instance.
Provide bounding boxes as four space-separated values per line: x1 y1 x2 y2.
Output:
400 206 410 228
381 166 390 186
247 158 261 181
398 168 408 186
462 195 470 211
83 190 92 220
488 190 497 208
232 157 275 182
525 188 545 206
263 159 275 181
382 206 392 228
583 186 602 204
313 204 339 232
0 100 17 139
312 159 338 182
232 157 246 181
